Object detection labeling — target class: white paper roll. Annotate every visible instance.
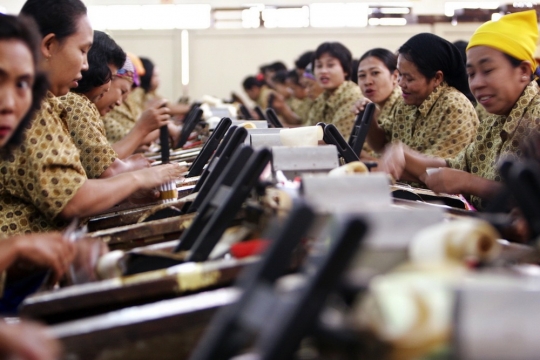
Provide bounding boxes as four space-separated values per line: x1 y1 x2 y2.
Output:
279 126 323 147
328 161 369 177
409 219 501 264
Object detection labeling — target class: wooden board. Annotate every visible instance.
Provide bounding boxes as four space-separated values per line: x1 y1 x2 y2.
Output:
22 257 255 324
50 288 238 360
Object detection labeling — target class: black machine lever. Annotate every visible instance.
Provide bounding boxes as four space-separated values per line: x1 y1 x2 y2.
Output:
254 106 267 121
323 124 360 164
189 211 368 360
184 126 248 213
349 102 376 156
265 108 283 128
185 117 232 178
239 104 252 120
159 125 170 164
122 147 272 275
175 107 203 149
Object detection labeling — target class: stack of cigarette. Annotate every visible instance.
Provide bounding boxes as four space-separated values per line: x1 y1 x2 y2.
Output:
159 181 178 202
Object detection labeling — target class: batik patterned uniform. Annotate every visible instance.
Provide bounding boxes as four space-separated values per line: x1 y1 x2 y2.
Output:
376 86 402 136
307 80 362 140
102 88 143 143
287 97 313 125
0 92 87 236
381 82 479 158
447 81 540 209
60 92 118 179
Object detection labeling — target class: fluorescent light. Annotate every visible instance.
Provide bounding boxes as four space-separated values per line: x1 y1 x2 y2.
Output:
0 6 6 14
444 2 500 17
87 4 210 30
262 7 309 28
379 7 410 14
310 3 368 28
368 17 407 26
181 30 189 87
242 8 261 28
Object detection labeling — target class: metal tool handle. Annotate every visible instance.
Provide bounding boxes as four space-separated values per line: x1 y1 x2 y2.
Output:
265 108 283 128
350 102 376 156
175 107 203 149
186 117 232 178
323 124 360 163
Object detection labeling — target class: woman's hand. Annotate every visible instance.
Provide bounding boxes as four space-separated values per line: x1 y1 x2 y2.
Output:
0 320 61 360
375 142 406 180
12 233 76 283
352 97 372 115
421 167 471 194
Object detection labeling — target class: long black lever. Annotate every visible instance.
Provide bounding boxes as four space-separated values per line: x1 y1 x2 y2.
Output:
186 117 232 178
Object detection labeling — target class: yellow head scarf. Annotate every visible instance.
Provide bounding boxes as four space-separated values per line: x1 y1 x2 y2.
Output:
467 10 538 73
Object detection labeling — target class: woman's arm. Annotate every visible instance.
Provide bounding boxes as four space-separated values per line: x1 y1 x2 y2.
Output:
60 163 185 219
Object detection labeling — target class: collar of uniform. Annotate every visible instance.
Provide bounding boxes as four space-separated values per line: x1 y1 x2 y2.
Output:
416 81 448 118
381 86 402 112
502 81 539 136
323 80 355 109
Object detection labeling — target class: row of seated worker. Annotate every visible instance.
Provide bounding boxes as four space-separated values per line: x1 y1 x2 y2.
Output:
241 9 540 215
0 1 540 359
0 0 189 324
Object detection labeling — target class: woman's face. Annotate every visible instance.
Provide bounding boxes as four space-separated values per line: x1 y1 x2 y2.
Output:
357 56 397 107
397 54 441 107
43 15 93 96
84 64 117 103
94 76 131 116
467 46 531 115
314 53 346 93
0 40 34 147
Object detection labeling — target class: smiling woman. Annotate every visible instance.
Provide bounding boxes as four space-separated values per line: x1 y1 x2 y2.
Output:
367 33 479 160
306 41 362 140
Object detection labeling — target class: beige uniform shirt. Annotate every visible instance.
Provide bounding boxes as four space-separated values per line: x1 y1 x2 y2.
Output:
307 80 362 140
447 81 540 210
0 92 87 236
288 97 313 125
61 92 117 179
381 82 479 158
102 88 143 143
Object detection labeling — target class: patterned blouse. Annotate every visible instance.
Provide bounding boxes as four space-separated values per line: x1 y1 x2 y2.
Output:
0 92 87 236
376 86 402 134
381 82 479 158
447 81 540 210
101 88 143 143
60 92 117 179
307 80 363 140
288 97 313 125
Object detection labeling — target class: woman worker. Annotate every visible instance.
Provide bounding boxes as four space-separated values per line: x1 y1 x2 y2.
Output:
355 48 401 154
307 41 362 140
0 13 72 359
0 0 185 237
378 10 540 210
366 34 479 159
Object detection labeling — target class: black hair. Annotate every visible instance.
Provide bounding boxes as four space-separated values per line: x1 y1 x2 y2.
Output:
267 61 287 73
313 42 353 80
20 0 87 42
0 14 48 151
139 57 155 93
286 69 301 86
295 51 314 70
359 48 398 73
272 70 288 85
242 76 264 90
453 40 468 66
72 31 126 95
350 59 359 84
398 33 469 96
